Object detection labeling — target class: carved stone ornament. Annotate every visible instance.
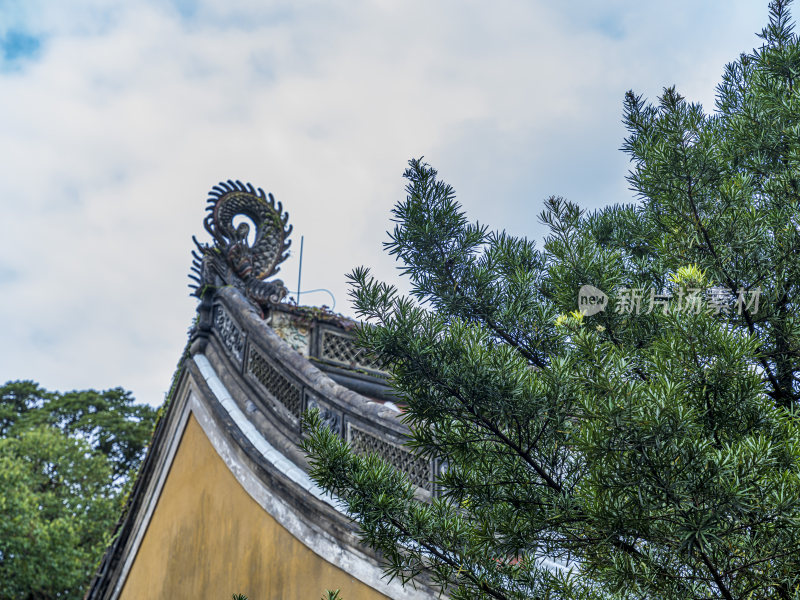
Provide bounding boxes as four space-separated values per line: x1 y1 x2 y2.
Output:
306 395 342 435
189 180 292 311
213 305 245 364
270 312 311 357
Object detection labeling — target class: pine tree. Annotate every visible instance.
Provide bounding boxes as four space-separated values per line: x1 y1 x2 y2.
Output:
303 3 800 598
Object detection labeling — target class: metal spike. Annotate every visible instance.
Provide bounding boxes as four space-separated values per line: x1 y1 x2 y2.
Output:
246 182 255 194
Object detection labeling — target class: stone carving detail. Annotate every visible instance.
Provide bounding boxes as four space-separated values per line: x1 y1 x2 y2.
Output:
190 180 292 311
320 329 385 372
271 312 310 356
214 305 245 364
348 425 433 492
306 395 341 435
248 348 303 420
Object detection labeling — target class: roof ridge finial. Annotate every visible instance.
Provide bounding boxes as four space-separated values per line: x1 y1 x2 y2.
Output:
189 180 292 309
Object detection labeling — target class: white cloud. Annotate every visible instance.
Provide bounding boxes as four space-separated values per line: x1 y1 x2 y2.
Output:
0 0 769 404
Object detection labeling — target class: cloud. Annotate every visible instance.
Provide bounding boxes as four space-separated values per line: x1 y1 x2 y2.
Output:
0 0 769 405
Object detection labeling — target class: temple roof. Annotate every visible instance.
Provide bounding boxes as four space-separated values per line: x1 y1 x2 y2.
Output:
85 182 438 600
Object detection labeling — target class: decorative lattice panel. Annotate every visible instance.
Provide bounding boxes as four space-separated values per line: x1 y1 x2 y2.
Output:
320 329 384 372
348 425 433 491
248 348 303 419
214 305 245 364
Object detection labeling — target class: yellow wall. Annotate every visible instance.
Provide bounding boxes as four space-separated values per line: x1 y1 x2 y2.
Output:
120 414 389 600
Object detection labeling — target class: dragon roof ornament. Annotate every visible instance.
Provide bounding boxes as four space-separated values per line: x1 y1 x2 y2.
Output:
190 180 292 309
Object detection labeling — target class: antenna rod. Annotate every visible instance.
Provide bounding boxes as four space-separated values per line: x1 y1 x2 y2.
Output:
296 235 304 305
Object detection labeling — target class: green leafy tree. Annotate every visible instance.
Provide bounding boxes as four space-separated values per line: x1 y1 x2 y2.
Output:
0 380 156 483
0 381 157 600
303 3 800 599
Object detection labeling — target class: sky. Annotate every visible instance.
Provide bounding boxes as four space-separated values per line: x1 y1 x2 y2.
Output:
0 0 771 406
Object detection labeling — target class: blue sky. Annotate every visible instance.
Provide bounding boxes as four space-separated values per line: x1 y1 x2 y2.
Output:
1 30 39 62
0 0 769 405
